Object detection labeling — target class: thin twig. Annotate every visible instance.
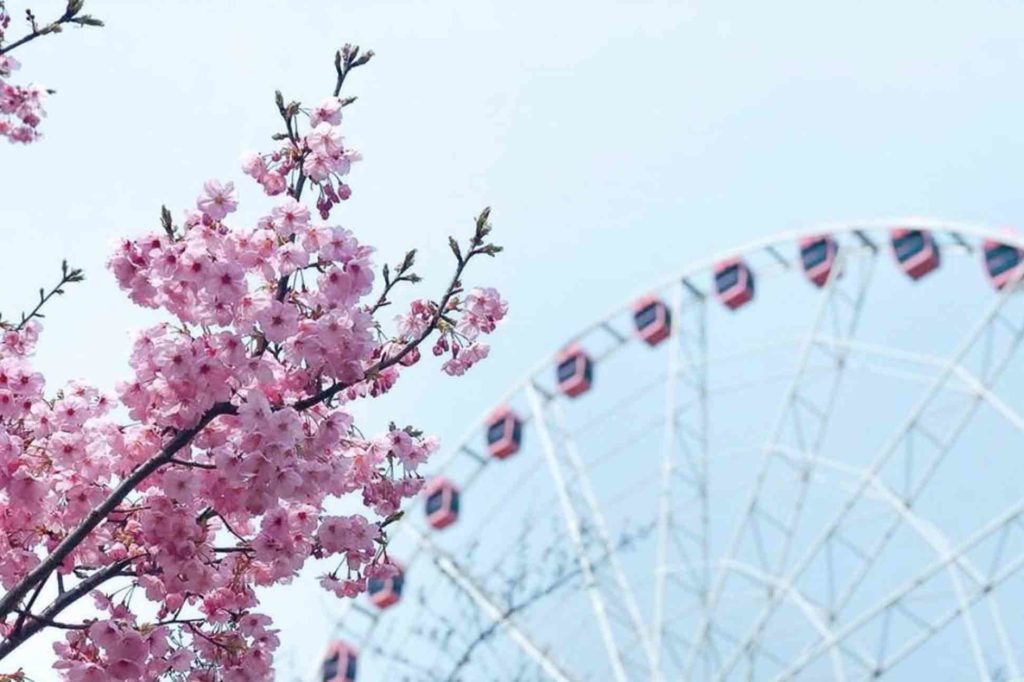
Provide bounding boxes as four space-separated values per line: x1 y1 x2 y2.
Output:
9 260 84 331
0 0 102 56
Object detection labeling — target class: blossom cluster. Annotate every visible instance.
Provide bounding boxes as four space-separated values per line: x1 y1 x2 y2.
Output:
0 53 45 144
0 45 506 681
53 605 276 681
241 94 359 219
0 0 103 145
398 286 508 376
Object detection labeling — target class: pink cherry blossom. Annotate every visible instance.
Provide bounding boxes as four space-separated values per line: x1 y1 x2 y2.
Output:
458 286 509 338
196 180 239 221
0 41 505 682
442 342 491 376
271 198 310 237
0 0 102 141
310 96 343 126
0 54 46 145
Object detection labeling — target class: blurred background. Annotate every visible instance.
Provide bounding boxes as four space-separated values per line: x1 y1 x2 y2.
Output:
3 1 1024 679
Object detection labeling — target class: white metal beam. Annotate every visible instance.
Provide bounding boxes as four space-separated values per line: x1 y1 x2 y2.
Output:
684 247 871 677
770 502 1024 680
770 444 1020 679
419 531 581 682
721 559 861 681
653 282 683 679
526 383 631 682
711 283 1023 680
548 399 662 679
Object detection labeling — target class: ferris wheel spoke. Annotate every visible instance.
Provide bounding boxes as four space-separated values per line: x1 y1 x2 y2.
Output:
771 501 1024 680
411 527 582 682
629 598 788 678
755 249 877 575
826 296 1024 618
544 398 661 677
711 277 1024 681
653 278 710 679
769 444 1022 679
340 225 1024 681
809 336 1024 432
526 383 632 682
685 243 877 678
721 559 878 680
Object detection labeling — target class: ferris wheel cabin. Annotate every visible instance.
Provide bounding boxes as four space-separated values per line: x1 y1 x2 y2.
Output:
367 566 404 610
982 238 1024 290
555 344 593 397
799 234 838 287
321 641 357 682
713 258 755 310
890 228 940 280
633 296 672 346
424 477 460 530
485 407 522 459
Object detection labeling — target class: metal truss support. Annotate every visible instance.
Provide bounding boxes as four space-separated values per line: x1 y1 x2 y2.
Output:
771 502 1024 680
527 383 630 682
712 278 1024 681
653 279 710 679
547 399 662 679
721 559 866 681
416 530 581 682
771 444 1021 679
685 245 875 677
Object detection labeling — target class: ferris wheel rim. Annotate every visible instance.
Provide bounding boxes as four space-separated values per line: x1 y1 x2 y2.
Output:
327 217 1024 681
431 218 1021 485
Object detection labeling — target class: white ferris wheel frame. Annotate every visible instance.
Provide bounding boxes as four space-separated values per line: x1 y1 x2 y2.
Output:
321 218 1024 682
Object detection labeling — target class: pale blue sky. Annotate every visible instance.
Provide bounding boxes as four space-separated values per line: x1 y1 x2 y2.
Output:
3 0 1024 678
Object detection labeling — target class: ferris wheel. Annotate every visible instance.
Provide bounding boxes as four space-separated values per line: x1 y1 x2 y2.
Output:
317 220 1024 682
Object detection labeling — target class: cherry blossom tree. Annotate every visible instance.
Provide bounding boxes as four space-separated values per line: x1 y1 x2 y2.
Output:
0 39 507 680
0 0 102 144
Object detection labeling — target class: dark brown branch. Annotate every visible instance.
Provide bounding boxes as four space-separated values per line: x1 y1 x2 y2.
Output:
169 458 215 470
9 568 50 636
0 0 102 56
333 44 374 97
0 560 130 660
210 511 247 544
152 617 205 627
370 249 419 315
0 406 228 626
295 208 496 411
0 205 497 659
9 610 86 630
187 622 231 651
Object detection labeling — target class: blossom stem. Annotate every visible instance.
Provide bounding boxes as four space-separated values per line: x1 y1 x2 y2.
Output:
12 260 84 331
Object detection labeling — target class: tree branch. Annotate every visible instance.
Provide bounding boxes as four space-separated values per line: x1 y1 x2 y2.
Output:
0 406 226 625
294 209 494 411
0 209 497 657
0 560 130 660
258 46 373 352
9 610 87 631
9 567 50 637
3 260 85 331
0 0 102 56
